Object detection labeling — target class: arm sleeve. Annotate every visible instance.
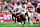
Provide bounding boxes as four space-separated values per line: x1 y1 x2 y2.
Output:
33 7 35 12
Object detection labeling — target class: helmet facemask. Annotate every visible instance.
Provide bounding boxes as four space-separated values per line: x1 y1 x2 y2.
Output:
28 3 31 7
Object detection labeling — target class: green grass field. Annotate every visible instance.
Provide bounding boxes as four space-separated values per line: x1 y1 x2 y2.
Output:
0 21 40 27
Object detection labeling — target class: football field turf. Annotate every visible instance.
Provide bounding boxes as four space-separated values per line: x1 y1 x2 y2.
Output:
0 21 40 27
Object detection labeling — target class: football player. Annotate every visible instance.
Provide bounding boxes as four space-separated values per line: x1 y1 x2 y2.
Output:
27 2 35 25
34 3 40 24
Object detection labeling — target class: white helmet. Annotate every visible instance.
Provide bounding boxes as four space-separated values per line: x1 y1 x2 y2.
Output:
28 2 31 6
38 3 40 6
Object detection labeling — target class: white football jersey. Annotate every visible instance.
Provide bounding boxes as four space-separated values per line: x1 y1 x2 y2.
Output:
23 4 28 12
21 8 26 14
14 4 22 13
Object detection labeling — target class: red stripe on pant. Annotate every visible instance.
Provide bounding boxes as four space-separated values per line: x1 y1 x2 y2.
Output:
18 14 21 17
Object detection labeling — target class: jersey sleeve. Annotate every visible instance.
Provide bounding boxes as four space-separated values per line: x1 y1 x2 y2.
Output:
33 7 35 12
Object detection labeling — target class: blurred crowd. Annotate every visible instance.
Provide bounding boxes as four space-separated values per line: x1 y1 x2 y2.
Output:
0 0 40 13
